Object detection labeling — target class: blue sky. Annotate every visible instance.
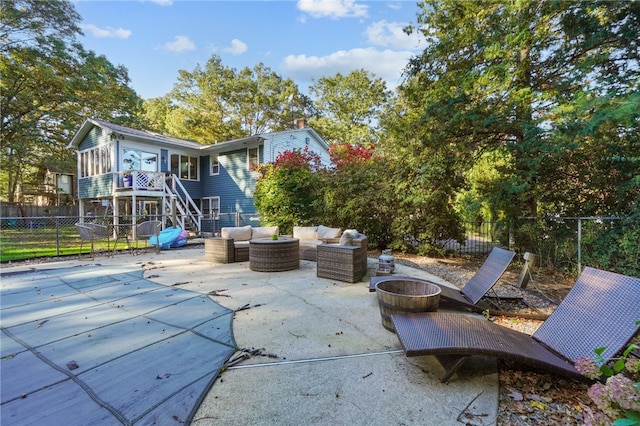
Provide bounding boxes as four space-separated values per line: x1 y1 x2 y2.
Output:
74 0 425 100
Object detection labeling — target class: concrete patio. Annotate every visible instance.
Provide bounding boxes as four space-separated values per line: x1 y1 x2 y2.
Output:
0 245 499 425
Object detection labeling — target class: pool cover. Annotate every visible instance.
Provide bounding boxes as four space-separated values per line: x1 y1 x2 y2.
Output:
1 264 236 425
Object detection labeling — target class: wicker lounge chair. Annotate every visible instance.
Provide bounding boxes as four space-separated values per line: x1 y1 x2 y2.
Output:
370 247 515 307
438 246 515 308
391 266 640 382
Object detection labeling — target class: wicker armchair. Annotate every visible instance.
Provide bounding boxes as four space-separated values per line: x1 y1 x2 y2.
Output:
205 237 238 263
316 234 368 283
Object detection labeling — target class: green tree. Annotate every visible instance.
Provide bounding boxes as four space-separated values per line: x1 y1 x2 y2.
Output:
309 69 391 145
320 143 395 247
253 147 325 234
1 0 142 203
164 55 310 144
403 0 639 220
140 96 176 135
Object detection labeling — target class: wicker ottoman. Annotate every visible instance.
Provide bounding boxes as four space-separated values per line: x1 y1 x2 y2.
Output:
249 238 299 272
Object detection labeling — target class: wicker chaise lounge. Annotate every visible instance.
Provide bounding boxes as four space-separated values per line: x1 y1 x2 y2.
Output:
391 266 640 382
370 247 515 308
437 246 515 309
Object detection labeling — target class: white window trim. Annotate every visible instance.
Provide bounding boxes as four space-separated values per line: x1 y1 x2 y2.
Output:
210 154 219 176
202 196 220 219
247 146 259 170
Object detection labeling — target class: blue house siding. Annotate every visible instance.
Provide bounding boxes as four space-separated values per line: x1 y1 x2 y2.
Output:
213 148 259 215
76 126 114 199
178 179 202 200
81 126 109 150
79 174 114 199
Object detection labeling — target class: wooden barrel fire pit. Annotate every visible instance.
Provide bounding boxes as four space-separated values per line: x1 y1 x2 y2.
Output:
375 278 441 333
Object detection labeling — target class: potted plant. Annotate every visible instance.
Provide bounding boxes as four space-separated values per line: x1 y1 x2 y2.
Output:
123 170 133 187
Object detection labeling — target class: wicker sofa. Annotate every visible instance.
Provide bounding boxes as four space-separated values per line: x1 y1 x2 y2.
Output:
205 225 279 263
292 225 343 261
316 231 369 283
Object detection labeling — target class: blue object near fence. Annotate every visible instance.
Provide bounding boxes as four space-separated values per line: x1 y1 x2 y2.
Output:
150 226 183 250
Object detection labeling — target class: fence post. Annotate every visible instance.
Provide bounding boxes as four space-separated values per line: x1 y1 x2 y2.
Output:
577 218 582 274
55 216 61 256
509 218 515 251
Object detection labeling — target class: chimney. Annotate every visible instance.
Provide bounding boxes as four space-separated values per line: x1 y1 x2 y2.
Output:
296 118 307 129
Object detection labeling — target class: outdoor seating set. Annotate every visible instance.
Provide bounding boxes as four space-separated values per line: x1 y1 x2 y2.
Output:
370 247 640 383
205 225 368 282
75 220 162 258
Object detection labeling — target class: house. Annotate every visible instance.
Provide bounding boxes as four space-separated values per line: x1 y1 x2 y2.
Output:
20 160 76 208
67 118 331 235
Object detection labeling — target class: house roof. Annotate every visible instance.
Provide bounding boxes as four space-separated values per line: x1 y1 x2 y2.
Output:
200 135 265 153
67 118 328 154
257 127 330 150
67 118 205 150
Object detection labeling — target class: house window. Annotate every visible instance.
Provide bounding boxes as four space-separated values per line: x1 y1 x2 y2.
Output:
122 148 157 172
248 147 259 170
170 154 199 180
210 154 219 175
202 197 220 218
79 143 113 177
101 146 112 174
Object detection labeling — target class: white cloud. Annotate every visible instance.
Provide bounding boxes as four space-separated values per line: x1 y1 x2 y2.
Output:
281 47 413 89
365 20 422 51
297 0 368 19
148 0 173 5
222 39 248 55
163 35 196 52
81 24 131 39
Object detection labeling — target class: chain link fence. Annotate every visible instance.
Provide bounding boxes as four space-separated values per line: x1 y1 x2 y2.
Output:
512 216 639 276
2 214 638 276
0 213 260 263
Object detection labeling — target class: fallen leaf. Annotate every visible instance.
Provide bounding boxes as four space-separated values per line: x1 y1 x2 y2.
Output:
530 400 548 410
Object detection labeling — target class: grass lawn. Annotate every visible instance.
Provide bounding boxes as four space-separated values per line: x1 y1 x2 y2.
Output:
0 225 115 263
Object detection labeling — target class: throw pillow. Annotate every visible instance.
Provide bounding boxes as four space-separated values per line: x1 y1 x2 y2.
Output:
339 231 354 246
293 226 318 240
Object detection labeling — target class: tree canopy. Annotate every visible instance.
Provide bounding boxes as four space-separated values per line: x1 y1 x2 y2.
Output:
1 0 142 203
308 69 391 145
400 0 639 219
144 55 312 144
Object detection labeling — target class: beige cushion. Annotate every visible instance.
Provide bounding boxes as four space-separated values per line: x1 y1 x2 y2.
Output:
221 225 252 241
316 225 342 240
339 231 354 246
293 226 318 240
252 226 279 239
